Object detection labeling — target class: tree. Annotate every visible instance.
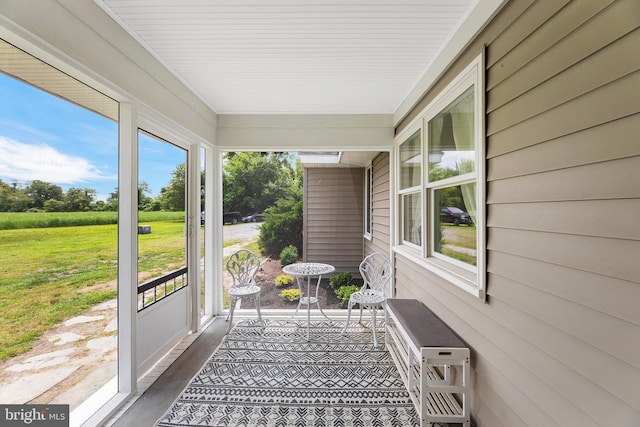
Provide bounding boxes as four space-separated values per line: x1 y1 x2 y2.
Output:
428 161 475 211
64 187 96 211
0 180 30 212
24 180 63 210
104 182 158 211
137 181 155 211
0 179 13 212
223 152 298 214
105 188 119 211
158 163 186 211
44 198 65 212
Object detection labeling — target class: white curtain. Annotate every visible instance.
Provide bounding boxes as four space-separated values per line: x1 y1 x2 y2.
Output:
404 193 421 246
412 193 421 245
428 115 444 167
450 92 476 223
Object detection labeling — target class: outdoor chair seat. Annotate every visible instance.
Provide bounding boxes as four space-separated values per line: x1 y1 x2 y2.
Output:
347 290 385 306
227 285 261 297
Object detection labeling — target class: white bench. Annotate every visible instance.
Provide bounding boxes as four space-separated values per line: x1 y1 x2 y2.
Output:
385 298 470 426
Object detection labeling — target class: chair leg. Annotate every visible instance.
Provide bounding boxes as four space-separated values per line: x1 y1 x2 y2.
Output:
357 304 363 324
371 306 378 347
225 300 232 321
341 300 355 335
254 294 263 327
225 297 237 334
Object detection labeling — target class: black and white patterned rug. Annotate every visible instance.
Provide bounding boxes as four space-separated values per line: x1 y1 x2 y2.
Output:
156 318 419 426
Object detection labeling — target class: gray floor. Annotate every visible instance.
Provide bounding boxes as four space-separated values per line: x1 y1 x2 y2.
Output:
111 317 228 427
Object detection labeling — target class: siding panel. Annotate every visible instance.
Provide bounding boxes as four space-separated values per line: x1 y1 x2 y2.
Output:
488 155 640 203
485 0 566 68
304 168 363 275
487 114 640 180
486 0 611 89
488 251 640 326
488 287 640 422
488 28 640 133
488 228 640 284
488 70 640 156
488 199 640 240
365 153 391 257
487 0 639 108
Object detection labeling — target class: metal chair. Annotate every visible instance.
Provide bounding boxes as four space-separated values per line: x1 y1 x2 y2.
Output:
225 249 263 334
341 253 392 346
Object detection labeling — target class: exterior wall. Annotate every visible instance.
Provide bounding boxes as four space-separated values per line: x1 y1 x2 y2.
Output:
216 114 394 150
394 1 640 426
304 168 364 276
364 152 391 258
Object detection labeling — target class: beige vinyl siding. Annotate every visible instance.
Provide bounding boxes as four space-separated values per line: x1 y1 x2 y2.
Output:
394 1 640 426
304 168 364 275
365 152 391 258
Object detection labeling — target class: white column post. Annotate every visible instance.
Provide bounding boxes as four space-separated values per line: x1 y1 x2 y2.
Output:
118 102 138 392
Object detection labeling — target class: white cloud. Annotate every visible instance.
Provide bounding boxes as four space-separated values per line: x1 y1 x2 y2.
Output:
0 136 116 184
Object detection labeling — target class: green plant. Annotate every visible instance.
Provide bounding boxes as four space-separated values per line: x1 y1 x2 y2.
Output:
336 285 361 308
258 188 303 257
278 288 301 302
279 245 299 266
329 272 354 291
275 274 293 287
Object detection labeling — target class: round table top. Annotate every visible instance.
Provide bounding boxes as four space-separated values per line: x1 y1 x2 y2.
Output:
282 262 335 276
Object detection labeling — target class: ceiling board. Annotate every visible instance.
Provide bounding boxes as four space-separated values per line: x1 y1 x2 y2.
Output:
98 0 475 114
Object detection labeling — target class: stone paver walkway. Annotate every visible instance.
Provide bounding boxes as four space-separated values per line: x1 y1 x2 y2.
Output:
0 298 118 409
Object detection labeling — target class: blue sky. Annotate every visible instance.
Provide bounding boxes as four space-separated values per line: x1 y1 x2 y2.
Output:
0 72 185 201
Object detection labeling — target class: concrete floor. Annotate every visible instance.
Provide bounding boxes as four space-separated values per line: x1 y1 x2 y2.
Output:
110 317 228 427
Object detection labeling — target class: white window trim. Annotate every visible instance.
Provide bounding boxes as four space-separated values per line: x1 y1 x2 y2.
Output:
394 53 485 300
396 122 423 249
364 162 373 240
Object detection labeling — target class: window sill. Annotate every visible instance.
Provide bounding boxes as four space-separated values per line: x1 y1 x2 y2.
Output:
393 245 484 299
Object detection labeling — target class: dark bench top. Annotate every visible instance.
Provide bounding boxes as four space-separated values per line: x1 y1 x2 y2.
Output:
386 298 466 349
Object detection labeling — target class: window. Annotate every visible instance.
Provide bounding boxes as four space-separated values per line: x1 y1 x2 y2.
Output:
364 163 373 239
395 54 484 298
427 86 477 269
398 129 422 247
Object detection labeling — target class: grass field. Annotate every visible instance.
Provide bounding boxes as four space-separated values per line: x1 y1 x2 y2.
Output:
0 218 188 362
0 211 185 230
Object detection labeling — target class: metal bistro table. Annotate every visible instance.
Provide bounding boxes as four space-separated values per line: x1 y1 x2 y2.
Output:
281 262 335 341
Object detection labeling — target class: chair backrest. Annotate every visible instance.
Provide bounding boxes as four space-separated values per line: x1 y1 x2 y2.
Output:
226 249 261 288
359 253 392 295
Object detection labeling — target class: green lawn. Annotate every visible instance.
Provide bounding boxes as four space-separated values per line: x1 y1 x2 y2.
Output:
0 220 187 361
441 224 476 248
440 224 477 266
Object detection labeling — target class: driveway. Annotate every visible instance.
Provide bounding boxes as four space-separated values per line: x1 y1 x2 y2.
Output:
223 222 261 258
223 221 261 242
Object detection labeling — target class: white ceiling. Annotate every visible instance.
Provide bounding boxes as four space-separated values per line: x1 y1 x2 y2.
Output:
97 0 477 115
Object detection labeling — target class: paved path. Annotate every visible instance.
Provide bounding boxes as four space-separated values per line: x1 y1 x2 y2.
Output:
0 299 118 409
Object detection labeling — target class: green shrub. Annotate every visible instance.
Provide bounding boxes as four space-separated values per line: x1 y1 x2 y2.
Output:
275 274 293 287
258 188 303 257
329 272 354 291
279 288 301 302
279 245 299 266
336 285 361 308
